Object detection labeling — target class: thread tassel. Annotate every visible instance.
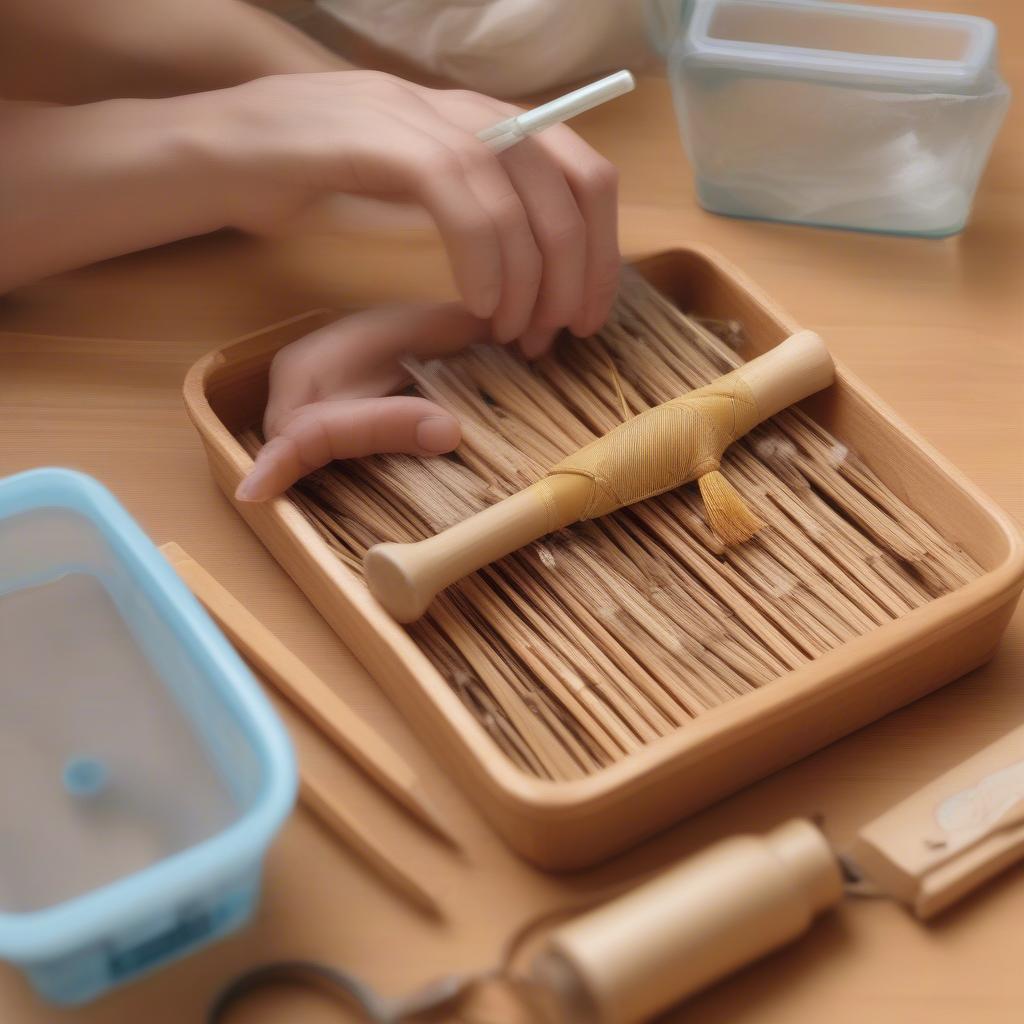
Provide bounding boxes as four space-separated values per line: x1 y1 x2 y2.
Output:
697 470 763 546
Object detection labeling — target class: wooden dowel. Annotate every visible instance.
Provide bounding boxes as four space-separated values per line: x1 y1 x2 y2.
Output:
300 771 443 919
161 543 460 851
365 331 834 621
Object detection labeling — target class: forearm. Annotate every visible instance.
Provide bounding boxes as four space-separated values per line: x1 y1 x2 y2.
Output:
0 97 228 292
0 0 348 104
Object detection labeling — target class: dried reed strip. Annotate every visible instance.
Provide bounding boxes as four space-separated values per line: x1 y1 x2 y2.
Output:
638 498 818 665
245 272 982 779
735 440 909 622
784 410 978 579
436 634 585 770
476 568 646 754
513 547 696 723
496 561 678 736
591 518 778 683
414 625 545 773
750 440 930 613
453 579 619 768
429 597 580 781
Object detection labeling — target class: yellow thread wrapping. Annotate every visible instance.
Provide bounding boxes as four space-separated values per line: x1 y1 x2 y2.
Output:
545 376 761 522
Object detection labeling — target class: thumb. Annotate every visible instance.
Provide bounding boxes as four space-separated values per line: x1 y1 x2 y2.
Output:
235 396 460 503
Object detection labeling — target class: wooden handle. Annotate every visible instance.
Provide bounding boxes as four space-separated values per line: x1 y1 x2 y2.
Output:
730 330 833 421
364 477 586 623
532 820 841 1022
364 332 834 623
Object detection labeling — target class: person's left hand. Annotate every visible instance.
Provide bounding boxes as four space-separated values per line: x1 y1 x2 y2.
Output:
234 302 491 502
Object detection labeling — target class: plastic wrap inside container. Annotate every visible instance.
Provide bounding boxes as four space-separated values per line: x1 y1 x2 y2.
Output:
669 0 1010 235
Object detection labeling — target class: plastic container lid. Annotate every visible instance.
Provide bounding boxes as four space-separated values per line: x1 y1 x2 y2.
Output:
677 0 1001 92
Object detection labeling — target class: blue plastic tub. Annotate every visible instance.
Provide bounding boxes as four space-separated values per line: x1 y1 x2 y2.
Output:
0 469 297 1005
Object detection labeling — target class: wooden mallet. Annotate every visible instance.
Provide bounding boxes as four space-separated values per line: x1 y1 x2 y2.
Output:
365 331 834 623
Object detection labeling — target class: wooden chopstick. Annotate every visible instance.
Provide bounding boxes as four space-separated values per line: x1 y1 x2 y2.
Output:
160 543 460 850
298 769 443 919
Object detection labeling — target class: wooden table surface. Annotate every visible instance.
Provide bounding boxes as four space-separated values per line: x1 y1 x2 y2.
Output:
2 3 1023 1021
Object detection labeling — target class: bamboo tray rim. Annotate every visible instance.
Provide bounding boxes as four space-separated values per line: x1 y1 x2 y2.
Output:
183 245 1024 820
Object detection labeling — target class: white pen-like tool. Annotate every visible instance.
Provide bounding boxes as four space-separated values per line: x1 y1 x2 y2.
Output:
286 70 636 236
477 70 636 153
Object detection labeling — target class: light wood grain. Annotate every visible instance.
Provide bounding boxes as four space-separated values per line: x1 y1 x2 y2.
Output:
848 720 1024 920
0 1 1022 1019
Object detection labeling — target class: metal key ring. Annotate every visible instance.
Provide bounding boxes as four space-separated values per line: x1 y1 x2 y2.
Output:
207 960 476 1023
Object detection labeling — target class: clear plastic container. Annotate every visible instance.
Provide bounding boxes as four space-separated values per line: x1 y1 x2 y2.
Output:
0 469 296 1005
667 0 1010 235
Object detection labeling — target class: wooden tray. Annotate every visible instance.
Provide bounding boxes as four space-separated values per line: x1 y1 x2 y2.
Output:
184 247 1024 870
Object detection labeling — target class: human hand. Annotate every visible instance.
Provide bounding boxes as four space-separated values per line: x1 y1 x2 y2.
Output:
198 70 620 354
235 303 492 502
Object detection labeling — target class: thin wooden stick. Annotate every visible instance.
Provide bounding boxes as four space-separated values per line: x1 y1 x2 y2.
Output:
162 543 460 850
299 771 443 919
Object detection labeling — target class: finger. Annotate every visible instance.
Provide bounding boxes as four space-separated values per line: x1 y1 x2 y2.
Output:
405 136 508 323
237 396 461 503
371 95 542 344
517 327 559 361
498 136 587 338
417 89 590 341
336 109 505 320
528 124 620 337
263 303 490 437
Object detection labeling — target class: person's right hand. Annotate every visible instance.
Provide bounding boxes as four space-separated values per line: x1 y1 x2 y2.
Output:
194 70 620 355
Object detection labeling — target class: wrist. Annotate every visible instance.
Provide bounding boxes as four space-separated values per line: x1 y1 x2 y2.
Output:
159 89 251 230
72 95 237 236
0 95 244 290
168 78 342 235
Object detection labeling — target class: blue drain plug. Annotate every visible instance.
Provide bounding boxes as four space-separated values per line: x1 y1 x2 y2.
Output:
63 756 110 798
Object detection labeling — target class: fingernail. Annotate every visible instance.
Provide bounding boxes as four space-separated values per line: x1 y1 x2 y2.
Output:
472 284 501 320
491 316 522 346
234 475 263 502
519 327 558 360
235 459 272 503
416 415 460 454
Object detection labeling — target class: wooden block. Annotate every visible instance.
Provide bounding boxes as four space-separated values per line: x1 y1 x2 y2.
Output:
847 722 1024 919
